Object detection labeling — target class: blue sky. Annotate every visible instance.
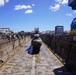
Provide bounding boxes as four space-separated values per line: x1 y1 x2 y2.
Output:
0 0 76 32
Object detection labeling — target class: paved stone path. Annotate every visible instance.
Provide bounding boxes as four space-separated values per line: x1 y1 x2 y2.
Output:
0 42 72 75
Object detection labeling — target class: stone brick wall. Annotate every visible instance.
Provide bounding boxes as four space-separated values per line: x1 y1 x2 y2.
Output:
41 34 76 74
0 36 31 63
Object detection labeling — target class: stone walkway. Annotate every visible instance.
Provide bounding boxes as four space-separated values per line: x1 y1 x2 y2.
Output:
0 42 72 75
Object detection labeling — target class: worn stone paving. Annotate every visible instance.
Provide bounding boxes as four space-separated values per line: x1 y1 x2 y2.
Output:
0 42 72 75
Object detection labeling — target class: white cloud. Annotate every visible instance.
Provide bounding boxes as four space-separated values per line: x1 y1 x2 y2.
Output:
0 0 5 6
32 4 35 6
50 4 60 11
55 0 62 3
61 0 68 4
5 0 9 3
14 5 32 10
55 0 68 4
0 0 9 7
25 9 33 14
14 4 34 14
66 13 72 17
50 0 68 12
74 10 76 13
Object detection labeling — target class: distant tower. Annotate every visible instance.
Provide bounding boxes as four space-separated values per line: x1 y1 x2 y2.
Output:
34 27 39 34
55 26 64 34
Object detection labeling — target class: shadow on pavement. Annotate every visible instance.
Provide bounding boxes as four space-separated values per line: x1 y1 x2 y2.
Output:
27 45 33 55
53 66 72 75
27 45 40 55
